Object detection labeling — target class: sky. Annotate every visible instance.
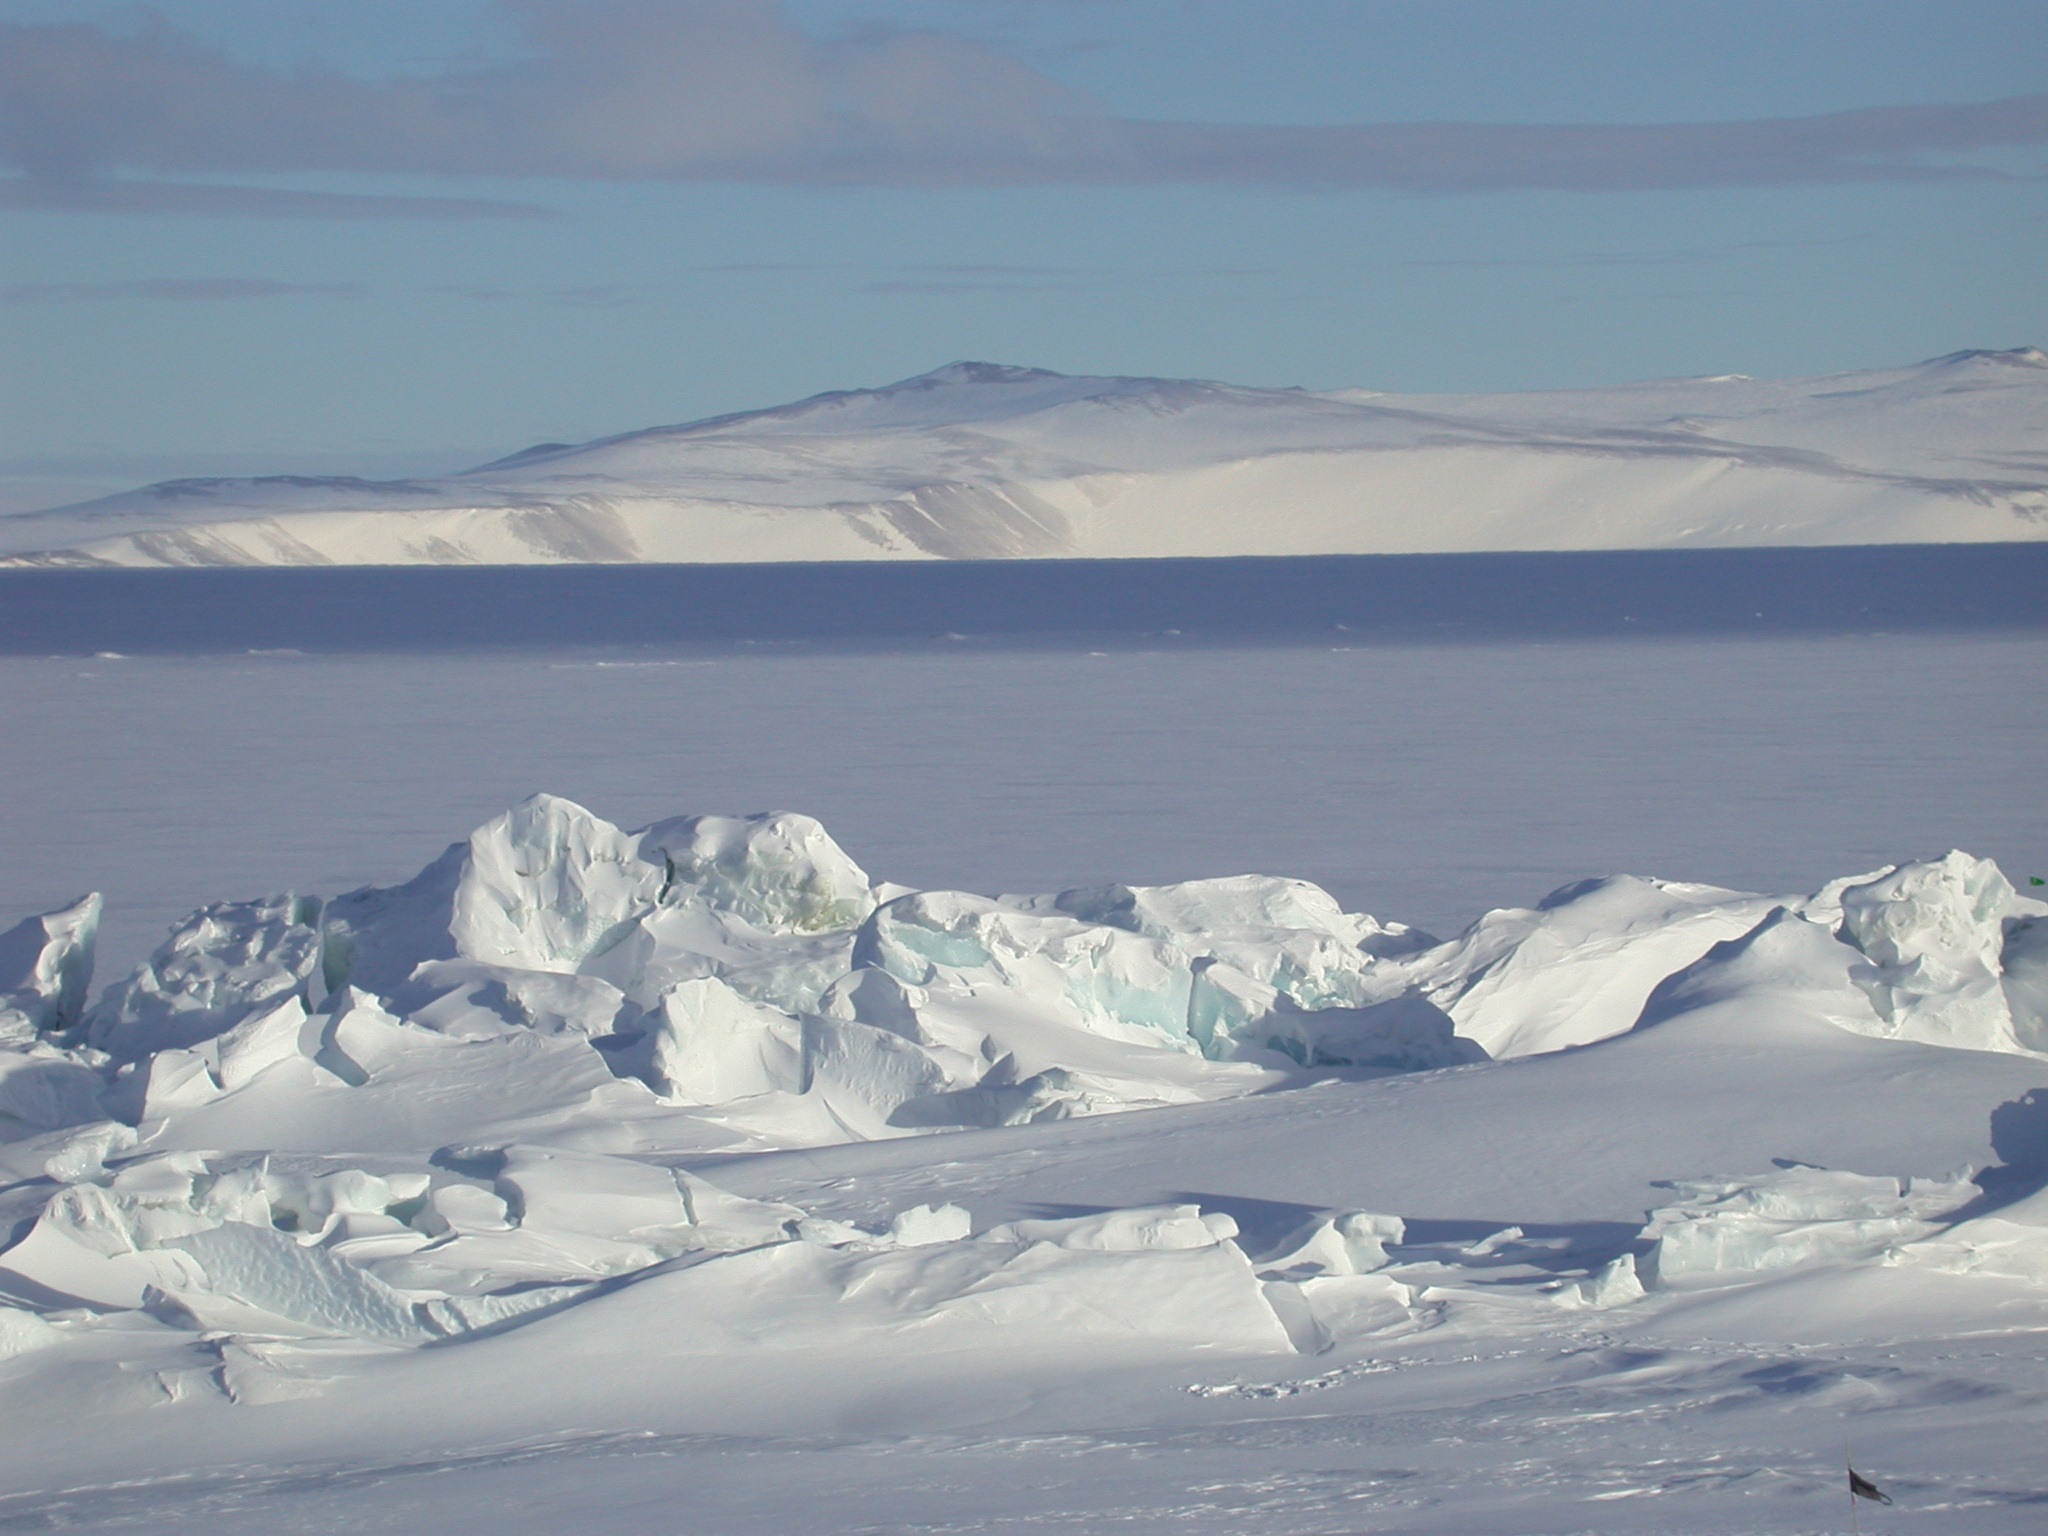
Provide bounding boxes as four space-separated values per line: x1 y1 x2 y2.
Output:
0 0 2043 511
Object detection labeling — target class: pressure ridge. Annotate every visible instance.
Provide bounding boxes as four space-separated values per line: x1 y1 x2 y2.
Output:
0 796 2043 1384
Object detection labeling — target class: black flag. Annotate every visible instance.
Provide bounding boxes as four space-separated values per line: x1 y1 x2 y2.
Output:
1849 1467 1893 1505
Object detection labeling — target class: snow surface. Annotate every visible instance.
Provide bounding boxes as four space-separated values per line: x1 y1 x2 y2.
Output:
2 631 2046 1532
1 774 2047 1528
4 349 2045 567
7 635 2043 987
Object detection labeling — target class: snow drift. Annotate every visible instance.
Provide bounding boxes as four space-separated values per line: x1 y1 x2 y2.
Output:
4 348 2044 568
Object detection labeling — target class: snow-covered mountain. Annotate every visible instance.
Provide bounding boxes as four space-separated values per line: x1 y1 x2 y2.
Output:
5 348 2045 567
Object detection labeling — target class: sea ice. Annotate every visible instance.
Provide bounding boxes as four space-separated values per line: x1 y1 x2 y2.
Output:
1904 1180 2048 1282
389 961 636 1040
646 976 804 1103
1831 851 2048 1053
2 1142 795 1335
1630 904 1890 1040
888 1203 973 1246
2 797 2045 1413
1551 1252 1645 1309
1024 875 1428 1010
0 1133 1336 1357
1250 992 1480 1071
86 894 322 1057
856 888 1200 1050
0 1043 110 1131
6 802 2046 1172
636 811 877 935
0 1305 62 1360
983 1204 1239 1252
2005 910 2048 1050
1382 874 1777 1058
1255 1212 1407 1279
1642 1166 1976 1280
0 893 100 1043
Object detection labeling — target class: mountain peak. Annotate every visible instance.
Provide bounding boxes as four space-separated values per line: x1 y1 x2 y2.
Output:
890 362 1074 389
1925 346 2046 369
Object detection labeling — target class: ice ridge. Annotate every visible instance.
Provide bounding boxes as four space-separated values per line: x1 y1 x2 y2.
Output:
0 798 2045 1381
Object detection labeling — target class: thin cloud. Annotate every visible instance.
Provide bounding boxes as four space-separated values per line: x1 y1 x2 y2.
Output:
543 285 651 306
0 176 552 219
859 263 1271 293
917 262 1102 275
859 276 1125 294
695 260 1138 275
4 5 2039 214
692 261 866 273
0 277 365 302
1096 101 2048 193
423 283 656 305
1398 235 1870 269
420 265 1262 301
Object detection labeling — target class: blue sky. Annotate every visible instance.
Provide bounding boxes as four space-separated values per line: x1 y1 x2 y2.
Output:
0 0 2042 509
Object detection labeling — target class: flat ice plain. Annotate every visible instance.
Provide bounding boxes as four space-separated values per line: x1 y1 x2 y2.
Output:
1 564 2045 1535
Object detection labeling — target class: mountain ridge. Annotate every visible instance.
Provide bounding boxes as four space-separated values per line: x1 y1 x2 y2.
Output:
3 349 2042 568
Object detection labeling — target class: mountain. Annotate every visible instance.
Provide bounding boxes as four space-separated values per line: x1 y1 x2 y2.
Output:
4 349 2044 568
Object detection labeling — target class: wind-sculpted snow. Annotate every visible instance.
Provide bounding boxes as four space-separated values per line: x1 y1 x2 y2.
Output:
1833 850 2045 1052
0 892 98 1043
4 349 2045 566
1372 874 1779 1058
1641 1167 1978 1280
84 894 323 1057
0 794 2046 1525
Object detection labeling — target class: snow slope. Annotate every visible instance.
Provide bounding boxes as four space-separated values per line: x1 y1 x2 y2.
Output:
1 793 2047 1531
4 348 2044 567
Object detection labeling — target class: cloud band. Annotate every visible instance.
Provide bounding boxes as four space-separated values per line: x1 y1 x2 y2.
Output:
1 3 2041 217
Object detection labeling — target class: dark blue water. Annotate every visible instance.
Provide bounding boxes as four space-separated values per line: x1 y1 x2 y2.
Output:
1 544 2043 655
